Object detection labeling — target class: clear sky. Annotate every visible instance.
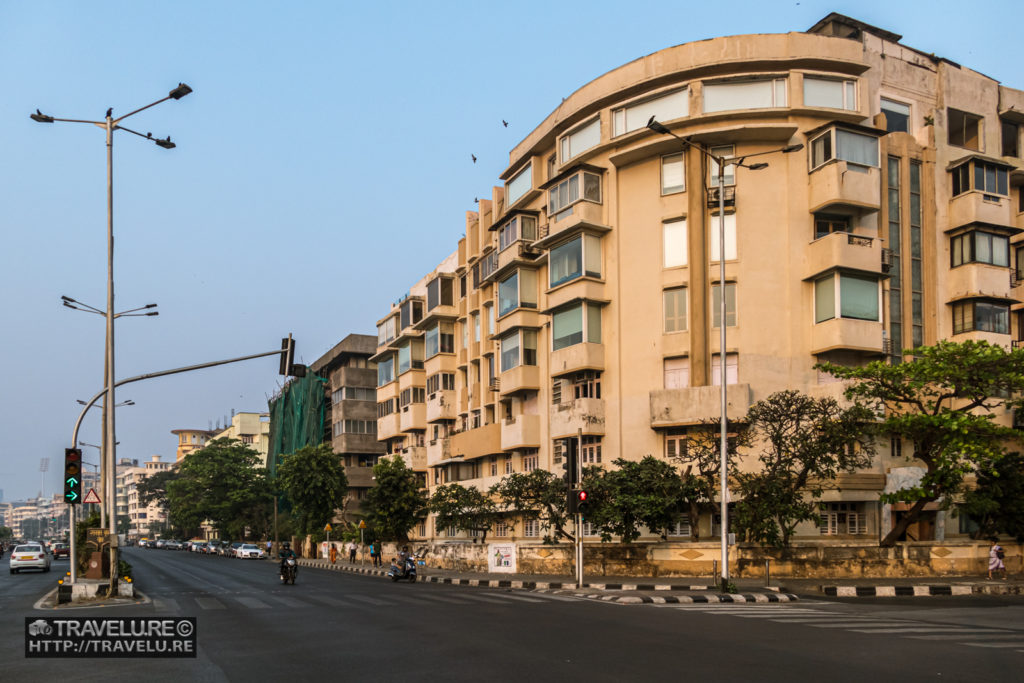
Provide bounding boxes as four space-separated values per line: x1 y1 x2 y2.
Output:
1 1 1021 503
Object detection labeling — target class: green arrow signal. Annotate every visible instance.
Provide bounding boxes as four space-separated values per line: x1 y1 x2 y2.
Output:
66 490 78 502
66 476 79 486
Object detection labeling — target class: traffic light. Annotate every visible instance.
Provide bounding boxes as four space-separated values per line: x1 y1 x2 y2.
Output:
63 448 82 504
562 438 578 512
279 337 295 375
576 489 590 518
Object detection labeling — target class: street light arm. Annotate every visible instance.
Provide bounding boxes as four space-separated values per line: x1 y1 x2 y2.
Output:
114 95 174 124
63 301 105 316
32 114 105 125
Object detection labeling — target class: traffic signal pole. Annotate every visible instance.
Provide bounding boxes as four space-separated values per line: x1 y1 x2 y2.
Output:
576 428 583 588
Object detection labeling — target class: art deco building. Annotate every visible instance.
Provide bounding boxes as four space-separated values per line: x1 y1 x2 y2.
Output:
374 13 1024 544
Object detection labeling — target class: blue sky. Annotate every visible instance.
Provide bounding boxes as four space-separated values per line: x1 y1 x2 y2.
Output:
1 1 1021 502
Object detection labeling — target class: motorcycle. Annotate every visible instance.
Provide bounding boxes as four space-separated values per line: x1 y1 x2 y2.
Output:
388 555 417 583
280 557 297 585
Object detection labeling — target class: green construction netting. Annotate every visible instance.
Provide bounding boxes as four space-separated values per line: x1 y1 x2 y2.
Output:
266 372 327 476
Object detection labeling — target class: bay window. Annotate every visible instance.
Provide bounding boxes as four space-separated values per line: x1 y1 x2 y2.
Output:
426 275 454 311
400 299 423 330
951 230 1009 267
952 299 1010 335
397 341 423 374
549 234 602 288
559 117 600 162
377 356 395 386
814 273 881 323
703 78 786 113
613 87 689 137
552 303 601 350
377 316 396 346
498 215 538 251
548 169 602 218
425 322 455 358
810 128 879 170
500 329 538 371
951 159 1009 197
498 269 538 317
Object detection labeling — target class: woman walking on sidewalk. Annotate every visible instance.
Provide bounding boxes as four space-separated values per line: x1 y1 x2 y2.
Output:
988 538 1006 580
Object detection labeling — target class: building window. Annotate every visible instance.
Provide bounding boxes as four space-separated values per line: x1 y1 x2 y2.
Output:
507 163 532 206
663 357 689 389
663 219 687 269
400 299 423 330
523 452 539 472
376 316 396 346
549 234 601 288
709 213 737 262
810 128 879 169
951 231 1010 268
803 77 856 111
504 454 513 474
948 108 982 150
814 273 881 323
571 371 601 399
703 78 786 113
523 519 540 537
881 98 910 133
581 436 602 464
548 169 602 218
498 269 538 317
377 399 396 418
951 160 1009 197
494 521 509 537
377 356 395 387
814 214 851 239
711 283 737 328
342 386 376 401
613 87 689 137
397 342 423 375
665 432 687 459
498 215 538 252
711 353 738 386
819 503 867 535
663 288 687 333
426 372 455 395
1003 120 1020 158
709 145 735 187
952 300 1010 335
399 388 425 408
559 117 600 163
552 303 602 350
472 313 480 343
425 322 455 358
427 276 454 311
500 329 538 372
661 153 685 194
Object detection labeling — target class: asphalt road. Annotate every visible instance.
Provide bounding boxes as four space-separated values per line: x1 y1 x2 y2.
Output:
2 547 1023 682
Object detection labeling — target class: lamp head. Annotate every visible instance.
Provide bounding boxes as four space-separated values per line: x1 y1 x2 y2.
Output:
646 116 671 136
169 83 192 100
155 137 175 149
748 162 769 170
31 111 54 123
782 143 804 154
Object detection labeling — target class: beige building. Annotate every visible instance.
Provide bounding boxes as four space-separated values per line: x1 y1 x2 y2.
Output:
115 455 172 540
210 412 271 466
373 13 1024 544
171 428 215 462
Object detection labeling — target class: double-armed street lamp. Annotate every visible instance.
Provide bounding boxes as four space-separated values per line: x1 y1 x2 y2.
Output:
646 117 802 592
33 82 191 587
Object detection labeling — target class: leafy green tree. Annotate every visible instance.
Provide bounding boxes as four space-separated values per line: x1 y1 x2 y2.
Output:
585 457 688 543
277 443 349 535
960 452 1024 541
166 438 273 540
137 469 177 509
490 469 574 543
0 526 12 540
430 483 500 542
363 455 427 542
668 419 747 541
818 340 1024 546
732 390 875 548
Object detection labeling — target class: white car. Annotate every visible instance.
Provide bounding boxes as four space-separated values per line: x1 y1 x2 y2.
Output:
236 544 265 559
10 544 51 574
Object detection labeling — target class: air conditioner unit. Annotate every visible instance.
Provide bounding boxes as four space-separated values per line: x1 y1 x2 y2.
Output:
706 186 736 208
881 248 893 273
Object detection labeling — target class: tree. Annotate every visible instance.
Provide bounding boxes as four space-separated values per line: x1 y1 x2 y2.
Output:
490 469 574 543
586 457 688 543
668 419 747 541
277 443 349 535
959 451 1024 542
363 455 427 543
429 484 500 542
166 438 273 540
818 340 1024 546
732 390 875 548
0 526 12 540
137 469 177 509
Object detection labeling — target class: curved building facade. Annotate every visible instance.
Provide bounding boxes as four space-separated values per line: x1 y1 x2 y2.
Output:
375 13 1024 544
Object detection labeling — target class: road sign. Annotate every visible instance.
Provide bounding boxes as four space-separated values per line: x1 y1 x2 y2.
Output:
358 520 366 529
324 523 332 532
83 488 101 504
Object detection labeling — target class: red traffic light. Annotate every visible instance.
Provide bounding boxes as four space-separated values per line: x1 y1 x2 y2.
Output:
577 490 588 502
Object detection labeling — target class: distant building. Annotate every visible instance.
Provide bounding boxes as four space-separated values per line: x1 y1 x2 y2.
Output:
170 428 215 462
116 455 172 540
209 412 271 465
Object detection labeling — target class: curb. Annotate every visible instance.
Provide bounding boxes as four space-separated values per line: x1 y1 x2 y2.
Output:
822 585 974 597
546 590 799 604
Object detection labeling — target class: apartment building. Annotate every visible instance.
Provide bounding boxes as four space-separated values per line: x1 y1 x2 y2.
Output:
170 428 215 462
115 455 172 540
210 412 271 466
309 334 386 522
373 13 1024 544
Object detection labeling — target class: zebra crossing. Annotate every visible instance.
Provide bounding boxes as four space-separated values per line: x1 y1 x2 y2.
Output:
149 586 574 613
670 603 1024 653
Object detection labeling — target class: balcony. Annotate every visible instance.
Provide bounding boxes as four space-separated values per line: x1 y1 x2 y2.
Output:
400 446 427 471
378 380 399 403
377 412 401 440
550 398 605 439
805 232 885 280
649 384 752 428
501 414 541 450
550 343 604 378
449 422 502 460
535 201 611 249
810 318 884 354
426 390 456 422
949 191 1013 229
398 368 425 392
347 467 374 489
400 403 426 433
500 364 541 396
426 437 452 467
948 263 1012 300
469 382 481 410
546 278 607 312
331 433 385 455
808 161 881 215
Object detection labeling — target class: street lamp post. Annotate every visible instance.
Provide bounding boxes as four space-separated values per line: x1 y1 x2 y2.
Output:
33 83 191 591
646 117 801 592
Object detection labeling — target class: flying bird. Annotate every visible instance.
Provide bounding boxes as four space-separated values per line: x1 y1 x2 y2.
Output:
471 154 477 163
474 197 479 203
502 120 508 127
105 107 112 118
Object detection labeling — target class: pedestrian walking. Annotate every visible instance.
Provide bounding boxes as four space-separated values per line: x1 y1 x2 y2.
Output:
348 540 357 563
988 538 1006 580
369 542 376 567
266 540 272 556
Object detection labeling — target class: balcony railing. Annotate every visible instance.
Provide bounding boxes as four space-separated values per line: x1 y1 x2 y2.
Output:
706 186 736 209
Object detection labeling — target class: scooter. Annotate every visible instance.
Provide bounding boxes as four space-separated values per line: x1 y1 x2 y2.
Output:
280 557 297 585
388 555 417 583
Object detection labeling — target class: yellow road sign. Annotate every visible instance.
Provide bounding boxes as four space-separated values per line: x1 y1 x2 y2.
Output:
324 524 332 532
358 520 366 529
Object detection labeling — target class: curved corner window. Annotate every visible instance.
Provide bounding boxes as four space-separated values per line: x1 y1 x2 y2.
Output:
559 118 600 163
804 77 856 111
613 88 689 137
498 269 538 317
549 234 602 288
814 273 880 323
377 356 395 386
810 128 879 170
704 78 786 113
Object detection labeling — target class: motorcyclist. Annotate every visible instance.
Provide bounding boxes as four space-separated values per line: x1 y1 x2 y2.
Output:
397 545 412 576
278 541 297 577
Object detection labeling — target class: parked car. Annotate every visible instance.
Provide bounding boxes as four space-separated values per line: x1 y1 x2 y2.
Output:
155 539 166 549
206 540 223 555
10 544 51 573
51 543 70 560
236 544 265 559
164 540 182 550
229 542 244 557
191 541 207 553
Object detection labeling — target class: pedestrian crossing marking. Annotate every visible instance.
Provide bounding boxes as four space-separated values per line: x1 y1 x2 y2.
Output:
265 595 309 608
195 597 225 610
346 594 392 606
234 596 270 609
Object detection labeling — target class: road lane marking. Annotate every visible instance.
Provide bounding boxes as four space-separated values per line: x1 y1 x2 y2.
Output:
456 592 515 604
316 595 354 608
234 596 270 609
265 595 310 608
849 627 1005 634
414 593 472 604
908 632 1016 640
485 593 546 603
963 640 1024 649
195 597 226 610
152 598 180 613
346 594 393 606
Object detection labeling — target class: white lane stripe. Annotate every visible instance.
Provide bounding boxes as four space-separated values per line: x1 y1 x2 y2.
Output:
265 595 309 608
908 632 1015 640
456 592 514 604
316 595 354 608
963 640 1024 649
532 593 582 602
487 593 546 603
850 627 1006 634
414 593 472 604
234 596 270 609
195 597 226 610
152 598 180 612
801 622 907 629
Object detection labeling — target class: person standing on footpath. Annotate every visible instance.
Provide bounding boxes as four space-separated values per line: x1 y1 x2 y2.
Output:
989 538 1006 580
373 540 382 567
348 539 357 563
